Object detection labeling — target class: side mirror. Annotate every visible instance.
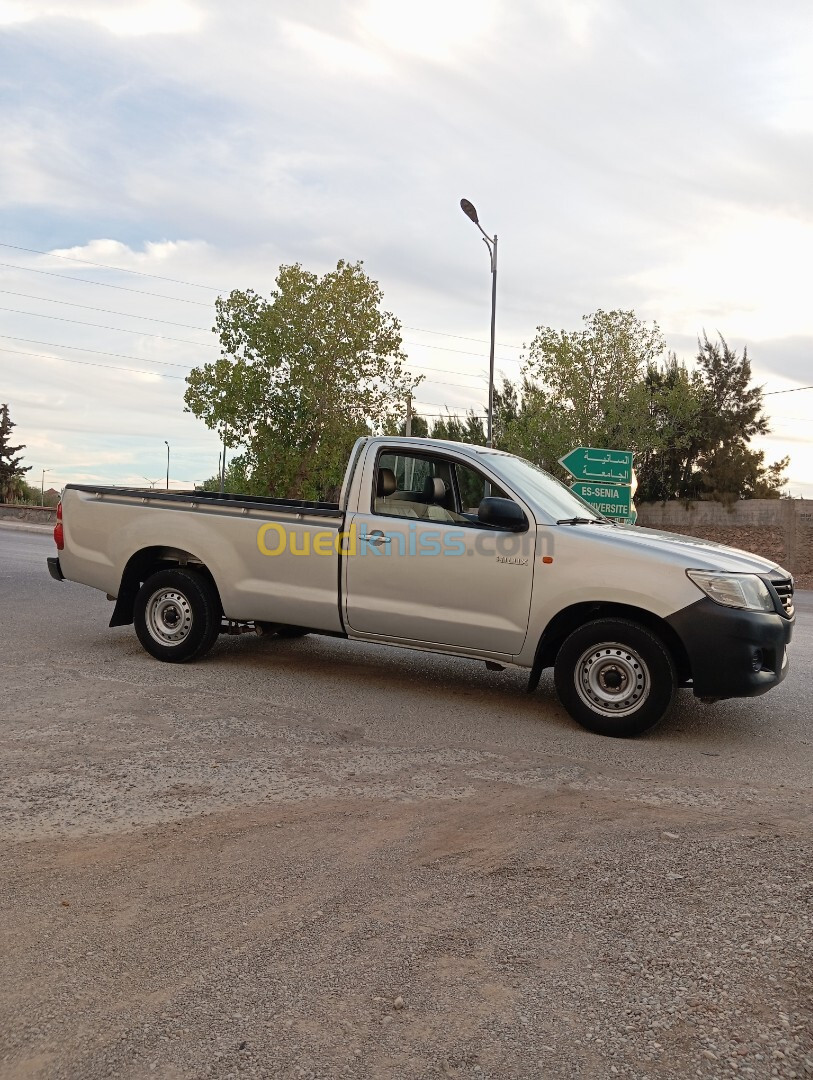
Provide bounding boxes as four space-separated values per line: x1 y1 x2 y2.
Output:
478 496 528 532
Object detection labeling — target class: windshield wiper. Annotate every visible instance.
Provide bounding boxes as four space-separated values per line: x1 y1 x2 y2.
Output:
556 517 611 526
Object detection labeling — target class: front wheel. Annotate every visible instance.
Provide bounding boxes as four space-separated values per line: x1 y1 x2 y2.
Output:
133 568 221 663
553 618 676 737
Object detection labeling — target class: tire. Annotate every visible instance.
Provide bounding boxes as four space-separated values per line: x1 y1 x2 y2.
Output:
133 568 221 663
553 618 676 737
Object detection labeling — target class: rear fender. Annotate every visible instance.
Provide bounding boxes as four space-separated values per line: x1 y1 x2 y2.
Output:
110 546 217 627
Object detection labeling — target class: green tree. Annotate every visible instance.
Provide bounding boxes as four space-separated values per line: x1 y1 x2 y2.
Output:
0 403 31 502
430 410 486 445
692 334 787 501
200 454 253 494
185 260 414 500
396 413 430 438
492 378 521 448
634 354 706 501
623 334 787 502
502 310 664 475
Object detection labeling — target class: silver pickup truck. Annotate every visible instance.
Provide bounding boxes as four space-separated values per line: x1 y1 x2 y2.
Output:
47 436 794 737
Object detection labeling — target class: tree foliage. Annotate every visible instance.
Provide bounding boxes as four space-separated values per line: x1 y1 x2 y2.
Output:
185 261 414 500
199 454 253 495
636 334 787 501
430 410 486 446
499 310 664 478
417 316 787 503
0 403 31 502
634 354 706 501
188 276 788 506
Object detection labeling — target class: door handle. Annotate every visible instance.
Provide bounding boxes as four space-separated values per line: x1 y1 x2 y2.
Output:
363 531 391 546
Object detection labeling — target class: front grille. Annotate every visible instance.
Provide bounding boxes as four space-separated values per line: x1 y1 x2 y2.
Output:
771 577 794 618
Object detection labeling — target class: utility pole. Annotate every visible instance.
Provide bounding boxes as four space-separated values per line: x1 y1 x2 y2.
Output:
41 468 48 506
220 431 227 493
405 394 413 438
164 441 170 490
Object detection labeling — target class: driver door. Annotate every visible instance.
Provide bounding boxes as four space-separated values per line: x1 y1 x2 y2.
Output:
344 449 535 654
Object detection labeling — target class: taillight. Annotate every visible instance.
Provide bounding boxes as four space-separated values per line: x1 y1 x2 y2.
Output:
54 501 64 550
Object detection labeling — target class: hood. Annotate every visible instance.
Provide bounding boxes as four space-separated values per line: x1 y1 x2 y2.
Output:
557 522 787 577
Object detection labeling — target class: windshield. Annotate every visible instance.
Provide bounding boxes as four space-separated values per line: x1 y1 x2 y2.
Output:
483 453 605 522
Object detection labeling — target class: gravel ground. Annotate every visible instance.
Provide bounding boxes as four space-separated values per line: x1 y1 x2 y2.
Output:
1 530 811 1079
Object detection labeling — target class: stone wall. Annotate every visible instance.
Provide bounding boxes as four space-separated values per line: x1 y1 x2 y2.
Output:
0 504 57 524
636 499 812 588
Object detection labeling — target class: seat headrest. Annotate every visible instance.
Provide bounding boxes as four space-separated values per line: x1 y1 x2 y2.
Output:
423 476 447 502
377 467 397 497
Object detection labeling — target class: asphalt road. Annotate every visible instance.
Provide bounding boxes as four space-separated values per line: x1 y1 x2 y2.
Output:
2 527 812 1080
2 530 811 796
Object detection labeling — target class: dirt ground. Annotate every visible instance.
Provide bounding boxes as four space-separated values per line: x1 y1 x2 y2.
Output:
4 754 812 1080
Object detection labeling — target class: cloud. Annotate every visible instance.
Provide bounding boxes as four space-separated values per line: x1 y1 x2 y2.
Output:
0 0 203 36
748 336 813 386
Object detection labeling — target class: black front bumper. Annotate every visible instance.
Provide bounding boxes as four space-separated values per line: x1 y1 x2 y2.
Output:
667 597 793 699
47 556 64 581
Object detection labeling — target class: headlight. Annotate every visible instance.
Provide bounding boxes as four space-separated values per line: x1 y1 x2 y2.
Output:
686 570 775 612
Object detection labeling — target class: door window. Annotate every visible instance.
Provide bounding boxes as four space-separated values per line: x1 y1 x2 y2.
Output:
374 452 511 525
454 463 509 515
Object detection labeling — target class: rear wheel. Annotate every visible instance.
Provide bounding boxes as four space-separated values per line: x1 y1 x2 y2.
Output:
553 618 676 737
134 568 221 663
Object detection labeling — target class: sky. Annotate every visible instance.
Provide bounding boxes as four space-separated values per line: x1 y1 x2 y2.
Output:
1 0 812 496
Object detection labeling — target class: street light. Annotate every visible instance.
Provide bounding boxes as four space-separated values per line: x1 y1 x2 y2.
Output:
41 468 49 506
460 197 498 448
164 441 170 490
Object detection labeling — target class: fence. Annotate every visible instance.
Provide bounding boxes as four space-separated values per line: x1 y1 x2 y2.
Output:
0 504 57 524
636 499 813 582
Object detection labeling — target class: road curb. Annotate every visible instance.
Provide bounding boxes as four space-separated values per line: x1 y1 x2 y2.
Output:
0 520 54 536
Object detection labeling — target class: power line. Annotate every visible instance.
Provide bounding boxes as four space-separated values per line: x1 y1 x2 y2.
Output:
417 375 485 389
0 334 192 369
0 306 218 350
0 288 212 330
0 286 504 372
414 412 489 419
406 362 485 384
764 385 813 396
0 338 479 394
403 338 520 363
0 242 225 292
0 245 526 348
414 398 484 411
0 345 186 380
404 325 523 350
0 261 213 306
0 318 484 386
0 262 526 366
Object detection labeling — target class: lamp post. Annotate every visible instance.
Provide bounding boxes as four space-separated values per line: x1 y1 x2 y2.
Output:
164 441 170 490
41 468 49 506
460 197 498 448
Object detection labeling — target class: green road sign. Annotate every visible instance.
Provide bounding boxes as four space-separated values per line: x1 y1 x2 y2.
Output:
559 446 634 483
570 481 632 518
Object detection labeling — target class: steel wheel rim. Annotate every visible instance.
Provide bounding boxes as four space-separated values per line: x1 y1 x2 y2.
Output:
145 588 193 646
574 640 650 717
